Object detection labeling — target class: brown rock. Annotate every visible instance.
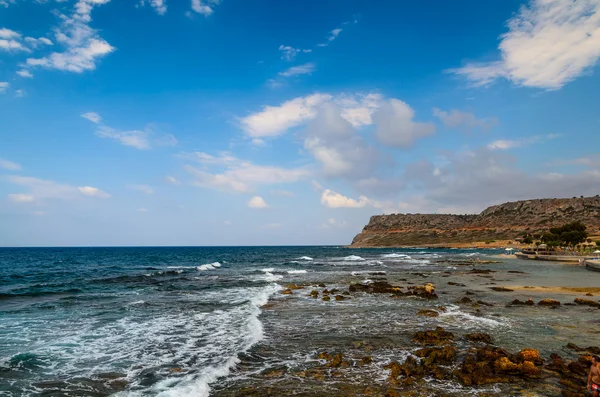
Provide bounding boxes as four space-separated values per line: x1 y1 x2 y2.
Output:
309 290 318 298
415 345 457 366
538 299 560 306
510 298 535 306
285 284 304 290
416 309 439 317
515 348 543 365
322 295 330 301
573 298 600 308
280 289 293 295
334 294 346 301
413 327 454 345
456 297 473 304
465 332 493 344
490 287 514 292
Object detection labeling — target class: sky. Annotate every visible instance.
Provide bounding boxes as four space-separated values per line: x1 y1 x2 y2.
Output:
1 0 600 246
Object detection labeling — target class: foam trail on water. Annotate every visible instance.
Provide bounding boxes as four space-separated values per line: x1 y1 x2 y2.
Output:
381 253 411 259
342 255 365 261
296 256 313 261
197 262 221 271
438 305 507 329
287 270 307 274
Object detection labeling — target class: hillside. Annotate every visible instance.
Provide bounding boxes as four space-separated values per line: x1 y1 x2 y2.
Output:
350 196 600 247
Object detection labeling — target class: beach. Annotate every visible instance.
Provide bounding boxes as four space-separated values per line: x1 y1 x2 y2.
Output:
1 247 599 396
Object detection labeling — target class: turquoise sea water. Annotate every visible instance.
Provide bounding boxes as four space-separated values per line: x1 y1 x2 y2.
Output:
1 247 599 396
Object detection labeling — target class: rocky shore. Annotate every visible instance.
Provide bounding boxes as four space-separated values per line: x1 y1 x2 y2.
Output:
213 265 600 397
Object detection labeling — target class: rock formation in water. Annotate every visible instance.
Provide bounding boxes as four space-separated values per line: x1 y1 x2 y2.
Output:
350 196 600 247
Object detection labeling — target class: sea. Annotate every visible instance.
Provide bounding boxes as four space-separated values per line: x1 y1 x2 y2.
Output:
1 246 599 396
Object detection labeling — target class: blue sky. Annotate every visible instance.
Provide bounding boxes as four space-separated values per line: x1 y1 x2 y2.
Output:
1 0 600 246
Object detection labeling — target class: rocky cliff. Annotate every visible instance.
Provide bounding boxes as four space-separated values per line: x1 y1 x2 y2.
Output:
350 196 600 247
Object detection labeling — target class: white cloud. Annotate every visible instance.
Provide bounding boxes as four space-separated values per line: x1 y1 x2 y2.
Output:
0 28 20 39
8 193 35 203
15 89 26 98
96 126 151 150
128 184 154 194
81 111 101 124
278 62 316 77
303 102 380 179
278 45 312 61
0 82 9 93
83 116 176 150
239 92 386 138
0 158 21 170
432 108 497 132
165 175 180 185
318 28 343 47
248 196 269 209
138 207 149 212
26 0 114 73
77 186 111 198
450 0 600 89
24 36 53 47
191 0 219 15
0 38 28 52
320 189 370 208
5 176 110 201
372 99 436 147
240 93 332 138
487 134 560 150
184 152 310 193
17 69 33 78
149 0 166 15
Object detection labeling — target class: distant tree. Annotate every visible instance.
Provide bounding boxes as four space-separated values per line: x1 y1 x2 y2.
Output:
522 236 533 244
587 238 592 244
543 222 588 248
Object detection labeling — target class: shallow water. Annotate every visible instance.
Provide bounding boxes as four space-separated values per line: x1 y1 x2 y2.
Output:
1 247 598 396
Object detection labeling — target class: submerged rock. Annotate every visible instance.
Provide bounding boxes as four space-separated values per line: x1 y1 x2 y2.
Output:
412 327 454 346
465 332 493 344
416 309 439 317
490 287 514 292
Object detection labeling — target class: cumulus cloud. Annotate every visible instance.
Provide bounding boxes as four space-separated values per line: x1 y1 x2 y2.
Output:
81 111 101 123
0 158 22 170
191 0 220 16
240 92 384 138
432 108 497 132
0 82 8 92
303 102 380 179
15 89 26 98
278 45 312 61
184 152 310 193
0 28 20 39
320 189 371 208
450 0 600 89
8 193 35 203
26 0 114 73
247 195 269 208
240 93 332 138
373 99 436 147
278 62 316 77
77 186 111 198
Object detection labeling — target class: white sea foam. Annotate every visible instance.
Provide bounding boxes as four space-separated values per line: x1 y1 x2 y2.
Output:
287 270 307 274
197 262 221 271
342 255 365 261
438 305 507 329
128 300 146 306
381 253 411 259
259 268 283 282
351 270 386 276
296 256 313 261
